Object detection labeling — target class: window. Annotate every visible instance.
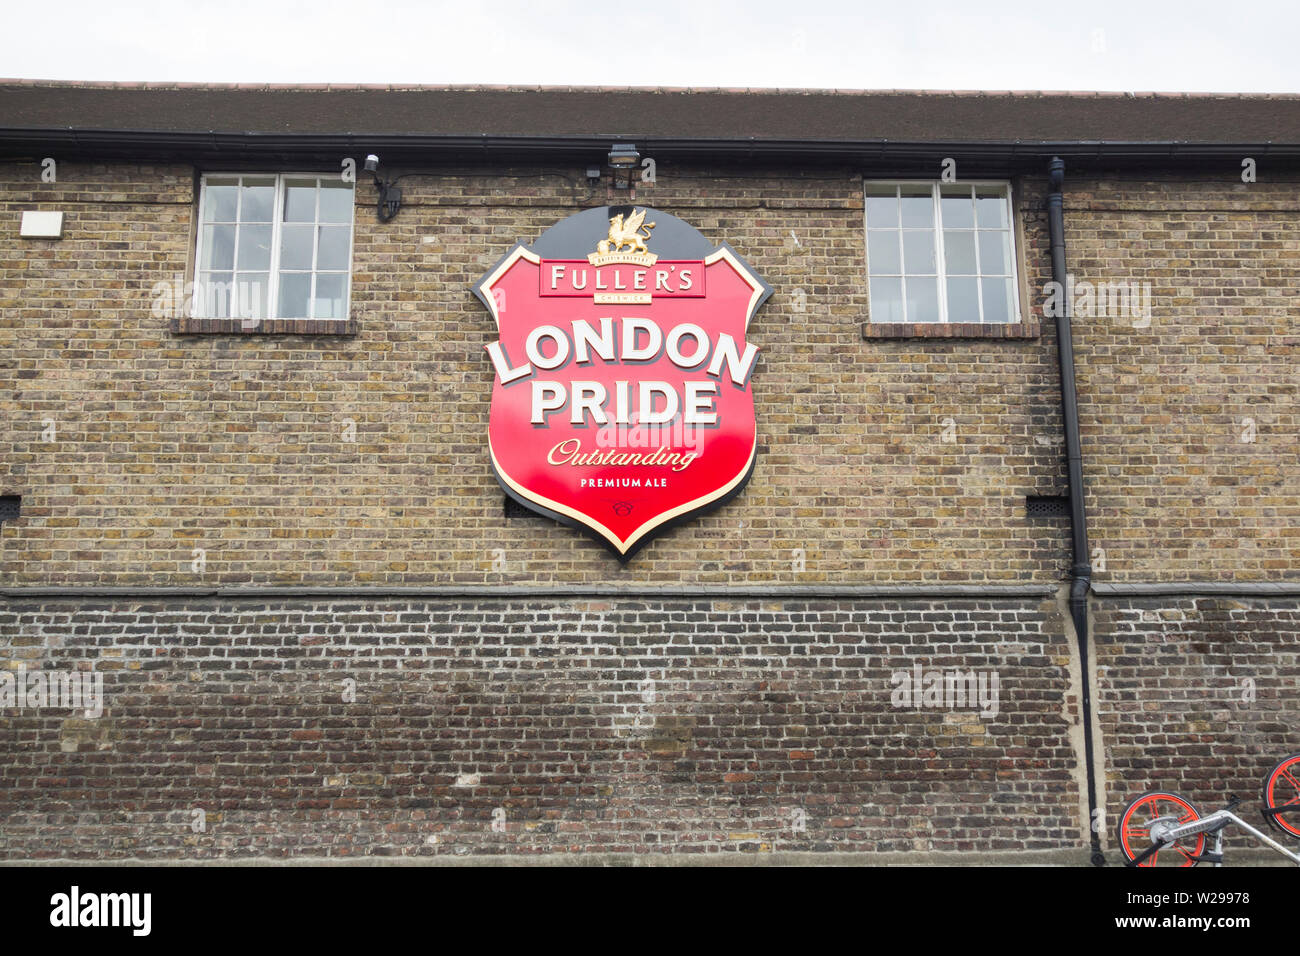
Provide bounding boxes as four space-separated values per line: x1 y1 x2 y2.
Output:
865 182 1020 325
194 173 354 324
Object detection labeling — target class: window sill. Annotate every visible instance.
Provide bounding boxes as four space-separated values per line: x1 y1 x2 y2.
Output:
170 317 357 336
862 321 1039 340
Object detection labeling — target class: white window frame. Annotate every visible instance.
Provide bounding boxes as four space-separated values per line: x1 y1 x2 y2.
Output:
863 179 1022 324
193 172 355 322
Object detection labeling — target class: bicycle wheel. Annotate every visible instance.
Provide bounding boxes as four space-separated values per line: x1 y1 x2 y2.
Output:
1117 791 1205 867
1263 753 1300 839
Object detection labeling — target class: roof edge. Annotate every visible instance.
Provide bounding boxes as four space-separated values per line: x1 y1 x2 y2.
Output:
0 128 1294 157
3 78 1300 99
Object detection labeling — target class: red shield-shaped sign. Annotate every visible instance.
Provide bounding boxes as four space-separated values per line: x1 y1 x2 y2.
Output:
473 206 771 559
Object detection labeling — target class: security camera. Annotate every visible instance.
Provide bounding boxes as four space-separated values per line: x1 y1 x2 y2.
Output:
364 155 379 174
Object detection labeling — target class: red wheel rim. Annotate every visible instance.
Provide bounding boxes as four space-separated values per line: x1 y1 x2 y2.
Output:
1266 756 1300 838
1120 794 1205 867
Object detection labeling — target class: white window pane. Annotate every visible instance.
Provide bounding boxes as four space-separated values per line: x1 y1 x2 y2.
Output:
867 230 901 274
899 185 933 228
861 182 1014 324
278 273 311 318
199 224 235 271
943 231 977 274
902 230 936 274
313 274 347 318
865 188 899 228
981 277 1014 323
284 179 317 222
319 182 354 223
904 276 940 322
869 276 904 323
200 174 356 322
978 231 1010 275
280 224 314 270
976 189 1008 229
946 277 980 323
240 181 275 222
198 272 233 317
939 185 974 229
234 273 269 319
236 224 272 270
316 225 351 271
204 181 238 222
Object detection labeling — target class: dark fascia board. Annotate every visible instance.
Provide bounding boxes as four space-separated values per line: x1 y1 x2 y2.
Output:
0 127 1293 172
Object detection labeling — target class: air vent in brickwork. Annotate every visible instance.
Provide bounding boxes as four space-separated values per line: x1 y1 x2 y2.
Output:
503 496 532 520
0 495 21 523
1024 495 1070 518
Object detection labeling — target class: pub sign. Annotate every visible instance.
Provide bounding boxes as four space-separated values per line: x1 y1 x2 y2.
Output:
473 206 771 559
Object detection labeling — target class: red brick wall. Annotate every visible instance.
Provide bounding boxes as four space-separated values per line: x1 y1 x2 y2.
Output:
0 594 1081 859
1095 595 1300 851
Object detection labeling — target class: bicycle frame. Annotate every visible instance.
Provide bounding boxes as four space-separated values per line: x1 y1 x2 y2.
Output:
1127 808 1300 867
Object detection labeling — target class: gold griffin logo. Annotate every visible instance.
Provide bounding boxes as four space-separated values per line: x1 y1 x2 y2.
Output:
589 208 657 266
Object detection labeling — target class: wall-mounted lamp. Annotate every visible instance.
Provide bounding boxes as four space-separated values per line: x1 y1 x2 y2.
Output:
606 143 641 191
364 154 402 222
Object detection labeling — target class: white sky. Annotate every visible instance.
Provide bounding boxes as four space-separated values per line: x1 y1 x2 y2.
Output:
5 0 1299 93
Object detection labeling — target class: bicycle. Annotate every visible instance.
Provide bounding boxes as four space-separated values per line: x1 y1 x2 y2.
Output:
1117 753 1300 867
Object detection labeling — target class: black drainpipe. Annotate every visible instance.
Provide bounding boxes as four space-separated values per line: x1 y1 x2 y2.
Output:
1047 157 1105 866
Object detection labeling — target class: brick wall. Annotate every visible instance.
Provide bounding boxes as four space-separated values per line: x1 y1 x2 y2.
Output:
0 594 1082 859
1 160 1070 585
7 163 1294 588
1064 174 1300 583
2 157 1298 861
1095 595 1300 850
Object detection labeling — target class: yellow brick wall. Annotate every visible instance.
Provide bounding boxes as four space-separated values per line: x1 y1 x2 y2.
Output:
2 161 1294 585
1065 175 1300 581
